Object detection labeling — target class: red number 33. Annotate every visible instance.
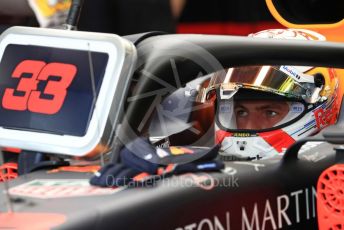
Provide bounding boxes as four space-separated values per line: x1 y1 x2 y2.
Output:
2 60 77 115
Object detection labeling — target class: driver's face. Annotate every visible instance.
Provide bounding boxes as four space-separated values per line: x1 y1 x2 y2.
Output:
234 100 289 129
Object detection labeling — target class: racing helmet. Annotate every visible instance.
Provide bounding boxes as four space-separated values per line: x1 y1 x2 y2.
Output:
198 29 341 160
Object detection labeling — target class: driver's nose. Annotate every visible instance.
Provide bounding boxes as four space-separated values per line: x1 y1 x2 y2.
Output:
242 115 262 129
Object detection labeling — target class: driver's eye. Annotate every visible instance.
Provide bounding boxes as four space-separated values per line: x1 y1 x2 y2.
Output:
236 109 248 117
265 110 278 117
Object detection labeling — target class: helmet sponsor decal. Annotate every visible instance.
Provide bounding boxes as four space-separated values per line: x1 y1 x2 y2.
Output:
233 133 257 137
290 104 305 113
219 104 231 113
314 104 336 129
280 66 302 81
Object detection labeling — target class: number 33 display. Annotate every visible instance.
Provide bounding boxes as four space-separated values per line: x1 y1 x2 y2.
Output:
2 60 76 115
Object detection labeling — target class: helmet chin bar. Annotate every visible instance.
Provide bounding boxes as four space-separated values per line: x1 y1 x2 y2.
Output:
219 135 278 160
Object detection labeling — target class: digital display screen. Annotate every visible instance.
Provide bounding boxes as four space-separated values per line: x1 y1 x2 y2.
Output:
0 44 109 136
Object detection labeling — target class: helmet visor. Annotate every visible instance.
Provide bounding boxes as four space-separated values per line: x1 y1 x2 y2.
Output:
197 65 319 103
